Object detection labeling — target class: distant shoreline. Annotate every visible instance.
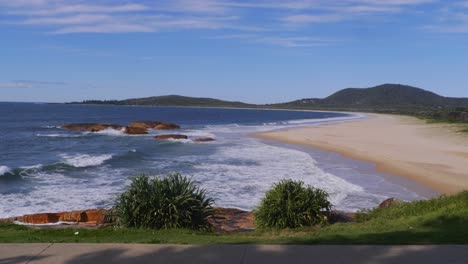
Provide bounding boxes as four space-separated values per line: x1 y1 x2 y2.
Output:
253 114 468 195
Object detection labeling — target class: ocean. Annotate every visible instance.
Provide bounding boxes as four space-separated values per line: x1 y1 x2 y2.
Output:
0 103 429 218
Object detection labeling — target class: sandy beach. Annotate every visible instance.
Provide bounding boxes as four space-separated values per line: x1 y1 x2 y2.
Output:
254 114 468 194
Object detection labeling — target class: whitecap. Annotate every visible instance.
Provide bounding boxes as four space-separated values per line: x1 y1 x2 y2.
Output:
60 154 113 168
85 128 125 136
20 164 43 170
185 138 387 212
0 166 12 176
36 133 81 138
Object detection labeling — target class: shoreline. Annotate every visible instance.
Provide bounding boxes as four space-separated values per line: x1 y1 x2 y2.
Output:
253 114 468 195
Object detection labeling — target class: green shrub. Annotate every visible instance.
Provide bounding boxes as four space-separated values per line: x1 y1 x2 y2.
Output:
114 173 214 230
255 179 332 229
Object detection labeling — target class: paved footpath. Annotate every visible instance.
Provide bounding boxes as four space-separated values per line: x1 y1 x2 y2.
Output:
1 244 468 264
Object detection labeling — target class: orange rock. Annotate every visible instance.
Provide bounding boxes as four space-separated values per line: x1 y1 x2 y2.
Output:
153 122 180 130
61 123 124 132
124 126 148 135
130 121 180 130
154 134 188 140
58 211 87 222
208 208 254 233
19 213 60 224
84 209 107 223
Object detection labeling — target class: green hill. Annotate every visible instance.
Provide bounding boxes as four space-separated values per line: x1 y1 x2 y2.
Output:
78 95 254 108
74 84 468 123
277 84 468 110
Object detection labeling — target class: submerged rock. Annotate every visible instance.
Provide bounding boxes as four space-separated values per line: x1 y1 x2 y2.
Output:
194 137 216 142
130 121 180 130
61 123 124 132
154 134 188 140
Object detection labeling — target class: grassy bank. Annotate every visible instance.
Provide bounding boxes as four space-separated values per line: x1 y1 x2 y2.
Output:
1 191 467 244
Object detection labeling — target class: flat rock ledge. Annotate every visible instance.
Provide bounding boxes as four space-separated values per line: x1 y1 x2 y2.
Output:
0 209 112 228
0 208 254 233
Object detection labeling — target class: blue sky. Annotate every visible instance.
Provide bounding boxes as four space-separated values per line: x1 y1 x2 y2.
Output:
1 0 468 103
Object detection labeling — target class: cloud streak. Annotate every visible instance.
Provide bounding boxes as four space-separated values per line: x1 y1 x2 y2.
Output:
2 0 466 48
0 80 68 88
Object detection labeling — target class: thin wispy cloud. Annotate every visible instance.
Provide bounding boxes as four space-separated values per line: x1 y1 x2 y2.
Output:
424 1 468 33
0 82 32 89
1 0 467 47
0 80 68 89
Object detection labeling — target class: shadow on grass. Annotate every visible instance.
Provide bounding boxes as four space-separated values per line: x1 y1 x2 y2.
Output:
293 215 468 245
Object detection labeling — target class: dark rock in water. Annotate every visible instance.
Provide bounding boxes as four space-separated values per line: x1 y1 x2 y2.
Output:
194 137 216 142
130 121 180 130
379 198 403 208
61 123 124 132
124 126 148 135
154 134 188 140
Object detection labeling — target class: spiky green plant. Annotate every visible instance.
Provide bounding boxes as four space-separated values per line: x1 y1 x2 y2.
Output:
255 179 332 229
114 173 214 230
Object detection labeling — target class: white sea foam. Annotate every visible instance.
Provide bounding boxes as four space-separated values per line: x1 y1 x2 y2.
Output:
167 138 193 144
14 221 77 226
0 166 12 176
180 129 216 139
92 127 125 136
20 164 43 170
286 114 365 125
36 133 81 138
60 154 113 168
0 168 125 218
184 138 387 212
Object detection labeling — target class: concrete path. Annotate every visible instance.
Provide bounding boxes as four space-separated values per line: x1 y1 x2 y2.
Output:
1 244 468 264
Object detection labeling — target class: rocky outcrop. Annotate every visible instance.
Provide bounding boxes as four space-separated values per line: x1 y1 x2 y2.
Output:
379 198 403 209
61 123 124 132
130 121 180 130
2 209 111 226
207 208 254 233
124 126 148 135
154 134 188 140
194 137 216 142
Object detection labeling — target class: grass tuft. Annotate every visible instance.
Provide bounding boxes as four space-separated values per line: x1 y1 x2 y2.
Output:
114 173 214 230
254 179 332 229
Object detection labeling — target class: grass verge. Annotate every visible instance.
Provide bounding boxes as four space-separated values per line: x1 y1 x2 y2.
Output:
1 191 467 244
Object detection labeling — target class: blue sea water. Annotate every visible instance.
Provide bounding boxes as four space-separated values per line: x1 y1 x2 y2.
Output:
0 103 426 218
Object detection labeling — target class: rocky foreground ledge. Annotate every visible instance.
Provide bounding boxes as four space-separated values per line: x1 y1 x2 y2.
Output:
0 208 254 233
0 208 360 233
0 199 398 233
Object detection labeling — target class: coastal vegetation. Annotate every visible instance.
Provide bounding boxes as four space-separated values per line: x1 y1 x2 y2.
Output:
74 95 253 108
114 174 214 230
255 180 332 229
1 187 467 244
